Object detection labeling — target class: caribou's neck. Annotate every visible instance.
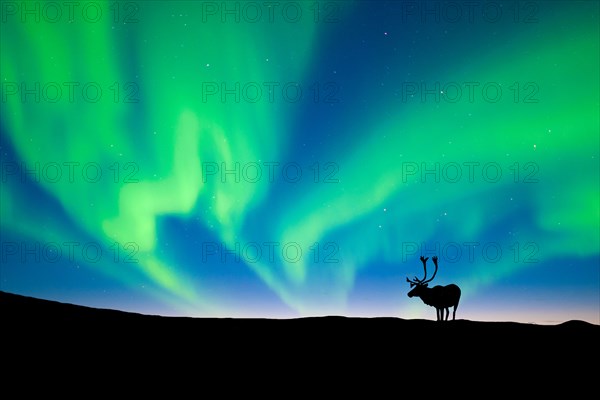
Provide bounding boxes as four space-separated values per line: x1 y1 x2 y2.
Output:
418 287 435 307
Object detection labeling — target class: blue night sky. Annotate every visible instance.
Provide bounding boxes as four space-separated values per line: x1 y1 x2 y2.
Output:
1 1 598 323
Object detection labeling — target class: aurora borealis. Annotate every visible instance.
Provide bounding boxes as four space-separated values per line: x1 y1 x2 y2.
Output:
1 0 598 323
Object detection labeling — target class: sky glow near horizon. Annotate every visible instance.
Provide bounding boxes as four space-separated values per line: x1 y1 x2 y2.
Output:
1 1 598 324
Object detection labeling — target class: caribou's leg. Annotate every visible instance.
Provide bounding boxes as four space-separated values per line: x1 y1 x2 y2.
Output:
445 308 449 321
452 306 456 320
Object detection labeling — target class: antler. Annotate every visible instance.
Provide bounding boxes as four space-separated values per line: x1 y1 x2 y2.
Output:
421 255 438 284
407 256 429 284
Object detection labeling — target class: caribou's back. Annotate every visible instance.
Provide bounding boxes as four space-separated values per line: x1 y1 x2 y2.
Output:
430 284 461 308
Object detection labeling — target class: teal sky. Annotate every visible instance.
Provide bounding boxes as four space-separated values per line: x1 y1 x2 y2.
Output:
1 1 598 324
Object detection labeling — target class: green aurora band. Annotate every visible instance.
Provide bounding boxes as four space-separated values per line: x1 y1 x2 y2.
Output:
1 1 598 321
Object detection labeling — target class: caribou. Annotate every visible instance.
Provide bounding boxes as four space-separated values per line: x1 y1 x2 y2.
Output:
407 256 461 321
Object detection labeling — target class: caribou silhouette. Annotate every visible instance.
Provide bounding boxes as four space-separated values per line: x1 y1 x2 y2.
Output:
407 256 461 321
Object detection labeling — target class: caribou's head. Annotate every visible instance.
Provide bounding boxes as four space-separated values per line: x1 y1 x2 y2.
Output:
406 255 439 297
